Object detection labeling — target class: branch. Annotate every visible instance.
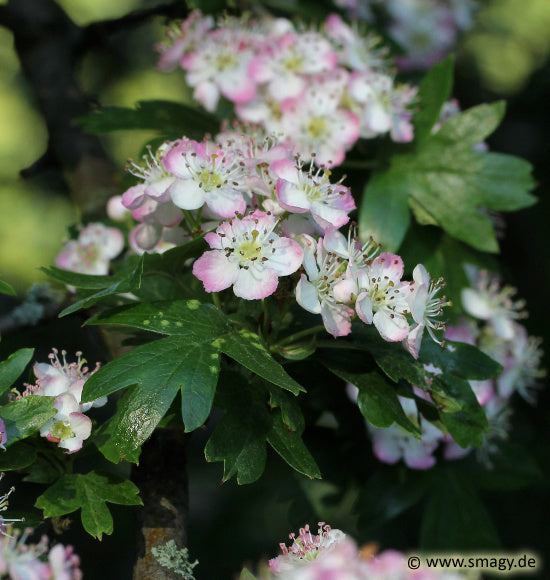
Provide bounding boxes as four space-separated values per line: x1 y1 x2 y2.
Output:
132 429 190 580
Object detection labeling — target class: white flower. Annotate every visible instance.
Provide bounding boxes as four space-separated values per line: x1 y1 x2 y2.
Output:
295 235 354 337
192 210 303 300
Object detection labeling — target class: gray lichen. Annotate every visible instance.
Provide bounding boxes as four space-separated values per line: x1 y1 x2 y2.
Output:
151 540 198 579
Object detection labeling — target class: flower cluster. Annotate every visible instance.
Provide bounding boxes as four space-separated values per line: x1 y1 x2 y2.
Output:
157 11 417 166
263 522 477 579
297 232 450 351
335 0 478 71
1 475 82 579
121 132 449 353
11 349 106 454
55 222 124 277
360 267 544 469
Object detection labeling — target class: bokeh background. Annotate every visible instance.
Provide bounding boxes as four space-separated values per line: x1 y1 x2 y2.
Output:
1 0 549 578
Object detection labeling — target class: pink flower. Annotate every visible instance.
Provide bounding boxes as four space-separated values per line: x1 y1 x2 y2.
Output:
163 139 249 218
249 31 337 101
370 397 442 469
181 27 257 111
278 71 360 166
39 393 92 454
30 349 105 410
272 158 355 230
48 544 82 580
355 252 413 342
55 223 124 276
192 210 303 300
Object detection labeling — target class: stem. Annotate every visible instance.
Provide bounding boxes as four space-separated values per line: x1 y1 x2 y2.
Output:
261 299 270 337
211 292 221 310
275 325 326 347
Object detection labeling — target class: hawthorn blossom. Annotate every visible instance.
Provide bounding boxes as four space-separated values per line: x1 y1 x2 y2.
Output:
156 10 214 72
461 269 526 341
269 523 351 576
404 264 451 359
369 396 442 469
348 71 417 142
55 222 124 276
192 210 303 299
122 142 185 251
249 31 337 101
163 139 249 218
0 530 82 580
40 393 92 454
295 235 354 337
278 71 360 166
180 27 257 111
324 13 388 72
29 349 106 411
271 158 356 230
354 252 413 342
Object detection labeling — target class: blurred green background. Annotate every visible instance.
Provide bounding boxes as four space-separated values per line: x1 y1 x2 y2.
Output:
1 0 550 578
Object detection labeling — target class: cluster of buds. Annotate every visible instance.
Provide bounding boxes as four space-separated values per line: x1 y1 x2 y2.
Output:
360 267 544 469
156 10 417 166
11 349 106 454
334 0 478 71
265 522 478 579
1 474 82 579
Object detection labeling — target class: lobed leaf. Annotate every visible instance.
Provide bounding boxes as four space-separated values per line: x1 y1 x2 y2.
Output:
360 101 536 253
35 471 142 539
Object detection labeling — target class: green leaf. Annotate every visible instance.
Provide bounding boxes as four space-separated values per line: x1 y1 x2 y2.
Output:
413 56 455 144
357 470 433 529
0 348 34 396
83 337 219 463
0 442 36 471
0 279 16 296
359 176 411 252
420 340 502 381
35 471 142 539
266 385 305 433
214 328 305 395
431 374 488 448
42 258 144 317
23 455 64 484
86 299 230 341
78 100 220 141
0 396 56 447
326 366 419 435
359 101 536 253
420 469 500 550
267 412 321 479
205 409 271 485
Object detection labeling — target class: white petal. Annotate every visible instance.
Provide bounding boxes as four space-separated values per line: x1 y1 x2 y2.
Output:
295 275 321 314
169 178 205 210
